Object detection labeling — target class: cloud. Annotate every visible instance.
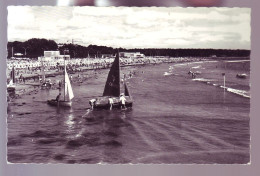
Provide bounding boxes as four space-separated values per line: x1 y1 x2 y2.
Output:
8 6 250 49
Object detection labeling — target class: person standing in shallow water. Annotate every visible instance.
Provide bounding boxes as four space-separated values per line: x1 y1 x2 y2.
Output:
120 93 126 109
89 98 96 110
108 97 114 110
56 93 61 102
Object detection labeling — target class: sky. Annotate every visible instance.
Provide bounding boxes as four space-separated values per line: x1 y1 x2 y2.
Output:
8 6 251 49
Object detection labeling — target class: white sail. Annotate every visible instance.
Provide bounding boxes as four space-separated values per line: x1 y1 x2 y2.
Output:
8 79 13 86
64 69 74 100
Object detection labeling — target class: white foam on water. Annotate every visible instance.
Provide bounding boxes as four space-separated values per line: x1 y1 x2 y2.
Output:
226 87 250 98
174 63 188 67
226 60 250 63
194 78 250 98
192 78 215 82
173 60 218 68
219 86 250 98
164 72 172 76
192 65 201 69
191 61 218 64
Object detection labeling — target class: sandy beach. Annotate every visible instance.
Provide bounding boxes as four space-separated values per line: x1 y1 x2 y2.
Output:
7 57 214 98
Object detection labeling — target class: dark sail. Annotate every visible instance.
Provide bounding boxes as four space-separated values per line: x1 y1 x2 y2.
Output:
103 53 120 97
124 82 130 97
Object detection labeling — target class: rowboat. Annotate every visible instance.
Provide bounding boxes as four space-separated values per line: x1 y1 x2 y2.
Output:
236 73 247 79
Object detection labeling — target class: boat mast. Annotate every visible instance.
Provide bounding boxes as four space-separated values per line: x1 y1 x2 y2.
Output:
118 51 121 96
41 57 45 82
64 55 66 101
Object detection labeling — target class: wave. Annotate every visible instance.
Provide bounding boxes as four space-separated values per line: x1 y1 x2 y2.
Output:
164 72 172 76
223 87 250 98
225 60 250 63
163 72 179 76
193 78 250 98
192 78 216 83
174 60 218 67
192 65 201 69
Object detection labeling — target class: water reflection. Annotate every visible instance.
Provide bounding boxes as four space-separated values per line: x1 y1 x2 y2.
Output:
66 114 75 130
54 107 76 134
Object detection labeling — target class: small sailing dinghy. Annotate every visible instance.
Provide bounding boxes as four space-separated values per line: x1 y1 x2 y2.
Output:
90 53 133 109
47 59 74 107
7 67 16 93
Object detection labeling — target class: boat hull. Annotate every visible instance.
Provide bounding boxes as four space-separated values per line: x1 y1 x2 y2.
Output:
47 99 72 107
7 86 15 93
236 74 247 79
91 96 133 110
41 82 52 89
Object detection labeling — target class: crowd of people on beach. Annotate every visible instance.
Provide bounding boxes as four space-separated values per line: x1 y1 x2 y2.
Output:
7 56 208 71
7 56 208 101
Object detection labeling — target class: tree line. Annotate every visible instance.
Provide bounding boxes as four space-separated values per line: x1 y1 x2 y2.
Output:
7 38 250 59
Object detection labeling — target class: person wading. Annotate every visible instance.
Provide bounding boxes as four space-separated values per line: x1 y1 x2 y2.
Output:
56 93 61 102
89 98 96 110
108 97 114 110
120 93 126 109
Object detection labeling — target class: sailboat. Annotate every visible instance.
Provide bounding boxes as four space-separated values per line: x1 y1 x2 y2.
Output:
90 53 133 109
47 59 74 107
7 67 16 93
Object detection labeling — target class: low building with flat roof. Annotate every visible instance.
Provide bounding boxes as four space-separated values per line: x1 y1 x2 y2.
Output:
38 51 70 62
119 52 145 58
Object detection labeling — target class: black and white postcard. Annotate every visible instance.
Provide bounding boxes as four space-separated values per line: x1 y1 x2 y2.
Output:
6 6 250 164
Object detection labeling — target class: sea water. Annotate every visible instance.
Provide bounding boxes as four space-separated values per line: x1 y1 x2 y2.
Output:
7 59 250 164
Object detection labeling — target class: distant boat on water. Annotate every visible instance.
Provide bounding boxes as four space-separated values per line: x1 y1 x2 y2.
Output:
236 73 247 79
47 59 74 107
90 53 133 109
7 67 16 93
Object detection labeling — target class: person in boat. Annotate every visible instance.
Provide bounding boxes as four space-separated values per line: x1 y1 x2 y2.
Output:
56 93 61 102
89 98 97 110
120 93 126 109
108 97 114 110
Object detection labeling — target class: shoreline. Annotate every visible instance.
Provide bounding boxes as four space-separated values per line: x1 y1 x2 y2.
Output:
7 56 250 80
8 57 210 81
7 57 250 99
